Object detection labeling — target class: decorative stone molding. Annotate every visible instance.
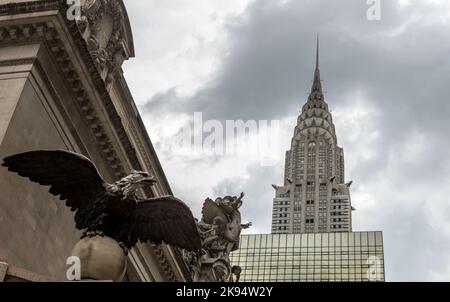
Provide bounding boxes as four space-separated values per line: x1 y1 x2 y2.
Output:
0 0 139 177
0 0 60 15
0 19 126 178
151 244 177 282
76 0 130 85
0 57 35 66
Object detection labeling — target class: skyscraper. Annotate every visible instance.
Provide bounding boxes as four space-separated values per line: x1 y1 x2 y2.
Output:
231 39 385 283
272 38 353 234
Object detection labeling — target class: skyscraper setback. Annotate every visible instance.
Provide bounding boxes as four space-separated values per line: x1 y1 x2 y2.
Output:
271 38 353 234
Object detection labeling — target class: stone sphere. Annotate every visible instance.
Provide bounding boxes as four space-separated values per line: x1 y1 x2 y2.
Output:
70 236 127 282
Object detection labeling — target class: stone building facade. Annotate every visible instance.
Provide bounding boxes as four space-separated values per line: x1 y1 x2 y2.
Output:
0 0 190 281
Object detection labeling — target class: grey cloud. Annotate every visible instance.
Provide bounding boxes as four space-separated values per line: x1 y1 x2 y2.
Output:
142 88 187 116
143 0 445 119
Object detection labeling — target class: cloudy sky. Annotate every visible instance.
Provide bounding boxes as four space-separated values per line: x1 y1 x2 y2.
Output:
123 0 450 282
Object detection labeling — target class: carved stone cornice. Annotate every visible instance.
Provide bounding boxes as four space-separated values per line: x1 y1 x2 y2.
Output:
0 1 143 177
151 244 176 282
0 0 60 15
0 57 35 66
0 5 128 178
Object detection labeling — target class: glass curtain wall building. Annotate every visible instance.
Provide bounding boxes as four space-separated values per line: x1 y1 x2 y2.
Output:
230 232 385 282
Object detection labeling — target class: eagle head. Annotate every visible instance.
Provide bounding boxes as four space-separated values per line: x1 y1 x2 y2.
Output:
115 170 157 197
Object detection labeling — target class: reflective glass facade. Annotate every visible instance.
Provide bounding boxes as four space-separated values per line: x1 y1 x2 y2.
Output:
230 232 384 282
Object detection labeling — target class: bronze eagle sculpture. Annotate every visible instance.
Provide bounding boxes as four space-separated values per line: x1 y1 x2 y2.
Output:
2 150 201 254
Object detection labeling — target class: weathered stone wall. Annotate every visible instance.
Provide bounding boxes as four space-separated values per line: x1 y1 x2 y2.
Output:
0 77 81 280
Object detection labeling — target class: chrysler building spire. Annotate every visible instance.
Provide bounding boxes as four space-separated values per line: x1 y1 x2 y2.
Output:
311 35 322 93
316 35 319 70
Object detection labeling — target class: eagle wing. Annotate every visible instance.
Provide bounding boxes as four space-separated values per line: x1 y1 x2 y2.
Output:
2 150 108 229
129 196 201 251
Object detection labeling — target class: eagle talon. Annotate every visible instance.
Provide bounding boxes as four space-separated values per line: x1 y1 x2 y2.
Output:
83 230 104 238
82 231 93 238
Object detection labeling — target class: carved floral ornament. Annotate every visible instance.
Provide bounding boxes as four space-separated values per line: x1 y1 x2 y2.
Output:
76 0 128 85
